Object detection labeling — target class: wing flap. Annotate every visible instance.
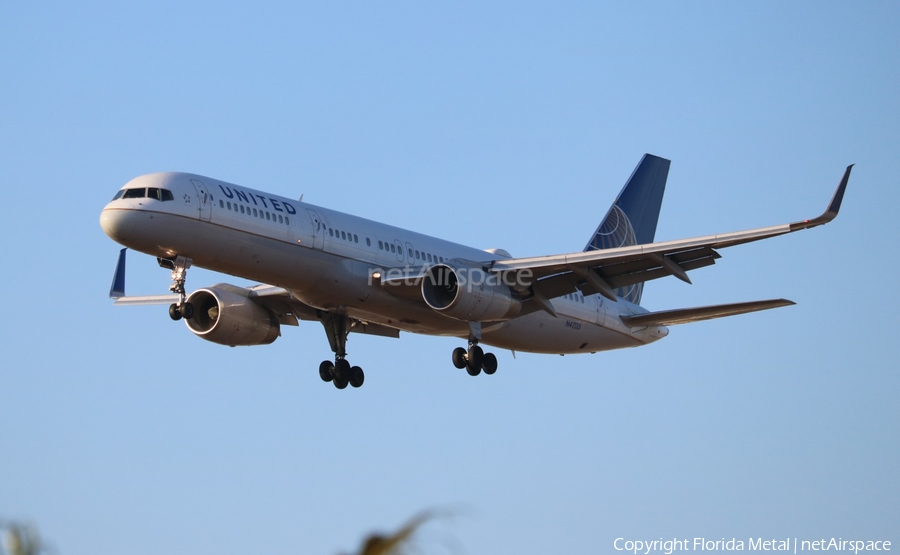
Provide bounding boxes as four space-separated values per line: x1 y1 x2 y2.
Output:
351 321 401 338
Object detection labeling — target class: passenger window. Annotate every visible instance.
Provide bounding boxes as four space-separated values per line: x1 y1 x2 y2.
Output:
266 212 271 220
391 244 396 253
427 253 432 262
241 205 246 214
278 215 283 223
161 189 174 201
123 188 145 199
366 238 371 246
378 240 383 250
329 228 333 237
227 202 232 210
285 217 290 225
354 234 358 243
219 200 224 208
408 248 413 257
253 208 258 217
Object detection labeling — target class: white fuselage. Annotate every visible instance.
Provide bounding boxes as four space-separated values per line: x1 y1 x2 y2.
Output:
100 172 667 354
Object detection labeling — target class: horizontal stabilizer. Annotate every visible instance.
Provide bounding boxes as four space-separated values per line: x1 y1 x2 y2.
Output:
619 299 795 327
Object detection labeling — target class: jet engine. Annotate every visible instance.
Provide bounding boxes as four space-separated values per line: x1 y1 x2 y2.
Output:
421 263 522 322
184 284 280 346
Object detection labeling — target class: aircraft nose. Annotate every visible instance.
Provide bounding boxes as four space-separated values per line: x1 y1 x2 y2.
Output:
100 206 135 243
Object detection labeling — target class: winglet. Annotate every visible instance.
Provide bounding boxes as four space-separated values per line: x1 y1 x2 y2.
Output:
791 164 853 231
109 248 127 299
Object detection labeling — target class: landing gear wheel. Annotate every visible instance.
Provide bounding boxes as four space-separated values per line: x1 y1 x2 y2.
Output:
349 366 365 388
168 303 182 321
452 347 467 369
181 302 194 320
334 359 351 382
333 376 349 389
466 345 484 375
482 352 498 375
319 360 334 382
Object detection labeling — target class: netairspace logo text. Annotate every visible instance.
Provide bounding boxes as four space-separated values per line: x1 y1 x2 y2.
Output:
613 538 891 555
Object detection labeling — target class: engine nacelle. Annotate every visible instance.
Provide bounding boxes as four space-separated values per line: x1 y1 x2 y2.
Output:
421 263 522 322
185 284 280 346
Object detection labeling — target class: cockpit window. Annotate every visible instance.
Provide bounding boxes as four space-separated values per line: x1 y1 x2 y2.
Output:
116 187 175 201
123 188 145 199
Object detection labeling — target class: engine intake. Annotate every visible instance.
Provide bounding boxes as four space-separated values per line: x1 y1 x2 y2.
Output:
421 263 521 322
185 284 280 346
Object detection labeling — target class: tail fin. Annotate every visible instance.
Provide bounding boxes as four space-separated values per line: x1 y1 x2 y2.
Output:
584 154 670 305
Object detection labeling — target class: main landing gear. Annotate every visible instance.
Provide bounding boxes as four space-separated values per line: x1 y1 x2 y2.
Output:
162 256 195 321
451 343 498 376
317 313 365 389
451 322 498 376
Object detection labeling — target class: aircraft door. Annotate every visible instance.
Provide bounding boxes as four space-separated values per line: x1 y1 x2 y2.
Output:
393 240 404 263
189 179 212 221
306 209 324 250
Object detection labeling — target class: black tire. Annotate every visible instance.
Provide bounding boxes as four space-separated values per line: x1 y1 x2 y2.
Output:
334 359 351 382
350 366 365 388
168 303 182 321
466 345 484 372
452 347 467 369
333 377 349 389
319 360 334 382
181 302 195 320
466 363 481 376
483 352 498 375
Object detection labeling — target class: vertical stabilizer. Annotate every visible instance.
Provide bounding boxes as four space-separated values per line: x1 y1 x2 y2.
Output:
583 154 670 304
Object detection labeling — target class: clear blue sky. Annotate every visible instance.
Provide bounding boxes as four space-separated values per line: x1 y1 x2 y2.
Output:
1 2 897 553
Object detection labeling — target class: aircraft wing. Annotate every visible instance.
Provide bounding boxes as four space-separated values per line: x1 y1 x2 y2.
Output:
108 250 399 338
619 299 796 327
491 165 852 303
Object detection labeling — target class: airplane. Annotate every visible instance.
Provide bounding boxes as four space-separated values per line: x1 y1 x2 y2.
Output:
100 154 852 389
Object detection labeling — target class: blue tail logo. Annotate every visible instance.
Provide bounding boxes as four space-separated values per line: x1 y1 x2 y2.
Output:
584 154 670 305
